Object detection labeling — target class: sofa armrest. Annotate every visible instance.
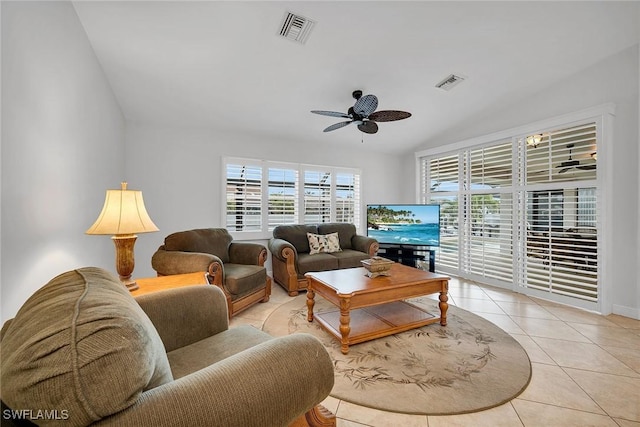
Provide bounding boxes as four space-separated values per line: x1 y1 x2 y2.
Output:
95 334 334 427
228 242 268 266
135 286 229 353
151 246 222 276
268 238 298 263
352 235 379 257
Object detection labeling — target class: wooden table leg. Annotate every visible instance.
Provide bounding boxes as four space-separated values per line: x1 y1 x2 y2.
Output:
439 289 448 326
339 298 351 354
307 286 315 322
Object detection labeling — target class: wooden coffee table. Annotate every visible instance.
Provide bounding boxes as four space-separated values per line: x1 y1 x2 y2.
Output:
305 263 449 354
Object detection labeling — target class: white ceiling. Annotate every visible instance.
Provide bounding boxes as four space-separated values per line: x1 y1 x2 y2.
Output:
72 1 640 154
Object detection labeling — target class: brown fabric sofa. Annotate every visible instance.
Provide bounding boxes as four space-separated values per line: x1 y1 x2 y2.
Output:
269 223 379 296
0 267 335 427
151 228 271 318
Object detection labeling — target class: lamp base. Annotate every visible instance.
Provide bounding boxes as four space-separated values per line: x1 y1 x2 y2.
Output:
121 278 140 292
112 234 139 292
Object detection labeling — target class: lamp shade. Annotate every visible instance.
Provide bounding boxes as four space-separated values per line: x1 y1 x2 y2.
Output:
86 182 158 235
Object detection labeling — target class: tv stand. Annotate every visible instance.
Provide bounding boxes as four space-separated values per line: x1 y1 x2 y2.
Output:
378 245 435 272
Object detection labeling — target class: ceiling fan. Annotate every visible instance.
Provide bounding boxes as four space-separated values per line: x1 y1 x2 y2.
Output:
311 90 411 134
557 143 596 174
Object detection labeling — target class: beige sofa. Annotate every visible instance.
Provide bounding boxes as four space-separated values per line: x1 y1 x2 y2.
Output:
269 223 379 296
1 267 334 426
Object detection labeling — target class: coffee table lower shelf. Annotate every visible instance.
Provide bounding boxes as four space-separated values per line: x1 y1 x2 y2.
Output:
314 300 439 348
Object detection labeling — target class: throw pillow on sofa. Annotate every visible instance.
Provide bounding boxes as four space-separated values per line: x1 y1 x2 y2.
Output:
307 232 342 254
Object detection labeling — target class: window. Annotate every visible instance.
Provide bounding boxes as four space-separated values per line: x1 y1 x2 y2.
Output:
268 167 298 229
530 190 564 232
225 163 262 232
335 172 360 224
419 120 600 311
224 157 361 237
304 169 332 224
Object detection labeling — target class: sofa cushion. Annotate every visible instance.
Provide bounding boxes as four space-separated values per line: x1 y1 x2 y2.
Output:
223 264 267 299
273 224 318 253
318 223 357 250
307 232 342 255
330 249 372 269
164 228 232 263
0 267 173 426
167 325 272 379
297 252 340 275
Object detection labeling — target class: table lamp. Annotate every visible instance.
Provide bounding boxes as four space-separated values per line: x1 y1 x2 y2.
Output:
86 182 159 291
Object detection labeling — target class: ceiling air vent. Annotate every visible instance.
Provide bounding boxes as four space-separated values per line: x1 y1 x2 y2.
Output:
435 74 465 91
279 12 315 45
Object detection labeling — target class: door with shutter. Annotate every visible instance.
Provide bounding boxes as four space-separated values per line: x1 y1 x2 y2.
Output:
519 123 598 310
421 121 600 312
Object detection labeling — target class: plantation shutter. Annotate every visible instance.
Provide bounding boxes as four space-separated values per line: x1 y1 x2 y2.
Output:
425 153 460 270
465 142 514 283
304 169 332 223
420 119 600 311
335 172 361 228
226 163 262 231
521 123 598 303
268 167 298 230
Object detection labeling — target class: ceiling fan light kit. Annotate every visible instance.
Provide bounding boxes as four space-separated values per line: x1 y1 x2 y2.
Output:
311 90 411 135
526 134 543 148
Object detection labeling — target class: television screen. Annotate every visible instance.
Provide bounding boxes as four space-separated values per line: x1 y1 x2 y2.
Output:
367 204 440 247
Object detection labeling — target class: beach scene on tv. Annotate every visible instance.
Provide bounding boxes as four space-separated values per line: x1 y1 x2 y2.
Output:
367 204 440 247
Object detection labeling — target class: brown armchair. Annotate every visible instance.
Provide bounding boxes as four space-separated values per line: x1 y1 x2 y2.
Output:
151 228 271 318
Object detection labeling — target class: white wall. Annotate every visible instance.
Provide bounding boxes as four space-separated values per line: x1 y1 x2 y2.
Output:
409 44 640 318
1 2 126 322
124 123 409 278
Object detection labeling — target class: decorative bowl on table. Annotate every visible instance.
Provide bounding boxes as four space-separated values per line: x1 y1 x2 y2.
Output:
361 256 394 278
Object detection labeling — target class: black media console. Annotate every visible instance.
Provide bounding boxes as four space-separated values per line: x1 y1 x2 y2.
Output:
377 244 435 272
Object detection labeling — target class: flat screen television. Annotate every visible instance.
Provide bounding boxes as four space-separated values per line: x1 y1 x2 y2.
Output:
367 204 440 247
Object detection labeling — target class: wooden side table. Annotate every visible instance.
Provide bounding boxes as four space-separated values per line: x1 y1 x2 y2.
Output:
131 272 208 297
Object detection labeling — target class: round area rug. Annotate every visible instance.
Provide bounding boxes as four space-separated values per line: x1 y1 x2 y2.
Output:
263 295 531 415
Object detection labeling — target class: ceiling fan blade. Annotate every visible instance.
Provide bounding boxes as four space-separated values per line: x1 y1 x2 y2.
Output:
557 160 579 168
576 164 597 170
323 121 353 132
353 94 378 117
369 110 412 122
558 167 570 174
311 110 350 119
358 121 378 134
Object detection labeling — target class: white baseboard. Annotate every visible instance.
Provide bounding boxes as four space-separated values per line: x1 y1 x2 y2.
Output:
612 304 640 320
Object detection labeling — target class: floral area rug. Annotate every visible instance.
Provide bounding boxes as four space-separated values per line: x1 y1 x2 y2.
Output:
263 295 531 415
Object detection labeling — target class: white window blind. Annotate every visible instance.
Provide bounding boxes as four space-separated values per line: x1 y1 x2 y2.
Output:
420 120 600 310
335 172 360 225
268 167 298 230
224 158 361 236
304 170 332 224
465 142 514 283
526 123 597 185
226 163 262 231
524 189 598 302
521 122 598 304
426 153 460 270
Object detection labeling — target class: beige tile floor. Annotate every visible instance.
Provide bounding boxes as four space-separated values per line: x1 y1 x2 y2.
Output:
230 276 640 427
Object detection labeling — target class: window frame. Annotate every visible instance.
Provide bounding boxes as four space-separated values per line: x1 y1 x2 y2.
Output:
222 157 362 240
414 103 615 315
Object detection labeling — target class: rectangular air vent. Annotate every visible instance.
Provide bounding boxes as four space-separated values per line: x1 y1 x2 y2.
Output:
279 12 315 44
435 74 465 91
